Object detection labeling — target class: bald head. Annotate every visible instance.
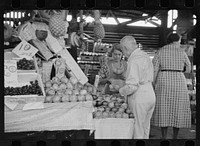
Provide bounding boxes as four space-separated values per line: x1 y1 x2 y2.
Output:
120 35 138 58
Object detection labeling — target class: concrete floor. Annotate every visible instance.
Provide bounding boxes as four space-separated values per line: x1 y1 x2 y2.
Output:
149 124 196 139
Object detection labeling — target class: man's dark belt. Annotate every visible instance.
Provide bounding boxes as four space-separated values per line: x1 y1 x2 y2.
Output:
161 69 183 72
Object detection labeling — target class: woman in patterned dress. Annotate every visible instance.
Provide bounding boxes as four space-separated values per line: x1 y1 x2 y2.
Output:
151 33 191 139
98 43 127 94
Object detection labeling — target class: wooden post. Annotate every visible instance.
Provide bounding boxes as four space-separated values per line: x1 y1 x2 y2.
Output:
159 10 169 47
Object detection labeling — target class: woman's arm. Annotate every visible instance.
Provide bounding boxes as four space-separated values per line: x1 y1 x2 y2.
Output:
183 52 191 73
152 51 160 86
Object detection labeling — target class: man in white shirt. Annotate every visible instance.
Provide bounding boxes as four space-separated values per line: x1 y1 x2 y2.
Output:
119 36 156 139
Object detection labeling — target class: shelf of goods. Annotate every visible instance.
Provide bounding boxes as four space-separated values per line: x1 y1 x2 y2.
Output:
78 42 112 84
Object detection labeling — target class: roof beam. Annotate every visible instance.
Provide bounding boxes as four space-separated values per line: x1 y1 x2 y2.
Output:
147 19 160 27
109 10 120 24
120 16 150 25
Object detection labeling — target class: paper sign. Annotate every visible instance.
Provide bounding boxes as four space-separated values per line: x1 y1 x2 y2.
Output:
12 40 38 59
19 22 36 41
4 60 18 86
54 58 66 79
58 49 88 84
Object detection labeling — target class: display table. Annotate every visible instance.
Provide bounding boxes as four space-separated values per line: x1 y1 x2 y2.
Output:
5 101 135 139
94 118 135 139
5 101 95 133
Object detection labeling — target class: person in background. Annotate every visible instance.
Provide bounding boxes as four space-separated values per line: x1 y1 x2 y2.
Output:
98 43 127 94
151 33 191 139
119 36 156 139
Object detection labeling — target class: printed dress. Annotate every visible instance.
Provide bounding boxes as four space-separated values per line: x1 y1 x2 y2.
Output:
98 60 127 94
151 44 191 128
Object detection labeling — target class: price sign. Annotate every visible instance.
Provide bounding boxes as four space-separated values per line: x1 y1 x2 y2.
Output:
12 40 38 59
54 58 66 79
4 60 18 86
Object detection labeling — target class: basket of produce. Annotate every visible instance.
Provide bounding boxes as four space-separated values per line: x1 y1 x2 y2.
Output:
4 51 39 73
44 76 96 103
4 73 46 103
92 94 134 119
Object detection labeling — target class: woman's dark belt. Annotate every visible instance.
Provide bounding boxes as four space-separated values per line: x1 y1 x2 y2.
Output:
161 69 183 72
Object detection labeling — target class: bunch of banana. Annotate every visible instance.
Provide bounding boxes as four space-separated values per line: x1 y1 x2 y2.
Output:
70 32 82 48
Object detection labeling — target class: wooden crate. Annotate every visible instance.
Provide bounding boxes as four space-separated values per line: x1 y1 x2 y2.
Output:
4 73 46 103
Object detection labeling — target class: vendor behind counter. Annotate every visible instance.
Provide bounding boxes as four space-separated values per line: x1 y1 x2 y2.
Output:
98 43 127 94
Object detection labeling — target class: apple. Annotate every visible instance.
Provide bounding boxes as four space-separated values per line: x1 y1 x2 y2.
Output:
76 82 83 90
57 88 66 94
109 112 116 118
111 107 118 113
52 95 61 103
66 82 73 90
70 94 77 102
104 96 111 102
73 89 80 96
70 76 78 85
96 101 103 106
115 112 122 118
77 95 85 102
111 96 117 101
62 94 70 102
129 113 135 118
45 95 53 103
59 83 67 90
60 76 69 84
98 96 104 101
52 76 60 84
108 102 115 108
114 102 121 107
97 107 105 112
102 101 108 106
125 108 131 114
52 83 59 90
109 84 114 89
45 80 52 88
80 89 87 96
102 112 109 118
95 111 102 119
121 103 128 109
87 86 94 93
47 89 56 96
65 89 73 95
105 107 111 112
85 94 93 101
122 113 129 119
118 108 125 113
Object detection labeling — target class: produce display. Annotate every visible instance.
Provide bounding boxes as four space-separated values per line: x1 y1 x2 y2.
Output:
4 80 43 96
17 58 35 70
93 94 134 119
44 76 95 103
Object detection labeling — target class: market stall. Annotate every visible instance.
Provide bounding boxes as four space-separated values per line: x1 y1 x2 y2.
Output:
4 10 135 139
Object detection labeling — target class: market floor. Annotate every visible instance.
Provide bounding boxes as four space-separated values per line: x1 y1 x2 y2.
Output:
149 124 196 139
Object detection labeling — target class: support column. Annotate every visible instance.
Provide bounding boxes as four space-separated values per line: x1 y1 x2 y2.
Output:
159 10 169 47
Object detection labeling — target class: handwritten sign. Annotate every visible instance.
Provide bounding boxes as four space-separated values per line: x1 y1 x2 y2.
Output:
12 40 38 59
4 60 18 87
54 58 66 79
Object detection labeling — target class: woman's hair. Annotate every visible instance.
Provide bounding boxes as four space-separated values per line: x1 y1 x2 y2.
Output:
110 43 123 54
166 33 181 44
